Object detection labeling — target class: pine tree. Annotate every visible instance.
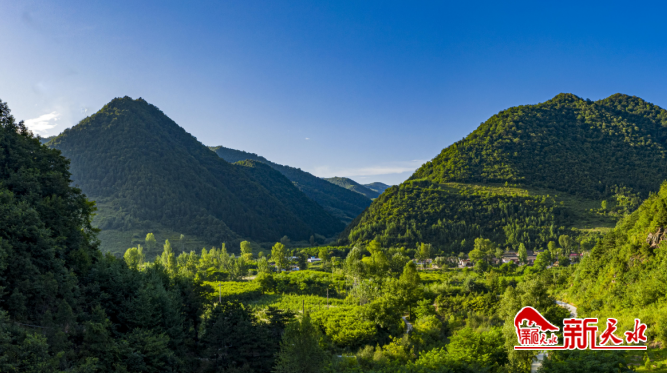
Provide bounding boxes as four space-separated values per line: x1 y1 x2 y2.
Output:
273 314 328 373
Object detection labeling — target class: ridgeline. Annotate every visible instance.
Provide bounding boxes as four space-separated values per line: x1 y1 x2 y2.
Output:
48 97 343 253
211 145 372 223
341 94 667 252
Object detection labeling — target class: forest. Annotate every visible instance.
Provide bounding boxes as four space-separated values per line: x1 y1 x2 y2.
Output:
211 145 372 223
342 93 667 250
3 94 665 373
46 97 346 253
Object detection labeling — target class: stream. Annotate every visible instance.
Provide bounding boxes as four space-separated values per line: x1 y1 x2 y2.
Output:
530 301 577 373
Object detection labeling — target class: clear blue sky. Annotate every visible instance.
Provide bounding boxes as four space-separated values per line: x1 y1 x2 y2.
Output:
2 1 667 185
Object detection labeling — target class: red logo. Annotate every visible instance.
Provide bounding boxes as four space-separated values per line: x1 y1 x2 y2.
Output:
513 306 647 351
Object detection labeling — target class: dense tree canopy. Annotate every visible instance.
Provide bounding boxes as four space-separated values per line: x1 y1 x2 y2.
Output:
48 97 342 249
211 145 372 223
343 94 667 251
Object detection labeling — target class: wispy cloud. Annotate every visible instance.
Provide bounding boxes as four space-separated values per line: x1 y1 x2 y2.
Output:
24 111 60 134
312 160 427 178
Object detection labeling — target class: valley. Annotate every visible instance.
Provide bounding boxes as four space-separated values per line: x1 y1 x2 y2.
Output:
1 93 665 373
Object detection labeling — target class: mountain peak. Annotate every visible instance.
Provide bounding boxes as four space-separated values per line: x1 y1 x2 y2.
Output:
49 99 344 252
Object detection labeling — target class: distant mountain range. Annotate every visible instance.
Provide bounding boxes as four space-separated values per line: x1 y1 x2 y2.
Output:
364 182 391 194
47 97 344 254
324 177 382 199
341 93 667 252
210 146 373 223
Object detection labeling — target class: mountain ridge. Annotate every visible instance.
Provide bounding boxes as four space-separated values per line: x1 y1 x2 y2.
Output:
210 145 372 223
49 96 343 253
341 93 667 252
325 176 380 199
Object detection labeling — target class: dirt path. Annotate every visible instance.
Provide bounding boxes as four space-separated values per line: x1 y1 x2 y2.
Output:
402 316 413 334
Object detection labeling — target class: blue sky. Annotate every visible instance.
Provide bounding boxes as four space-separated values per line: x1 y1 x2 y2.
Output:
2 0 667 185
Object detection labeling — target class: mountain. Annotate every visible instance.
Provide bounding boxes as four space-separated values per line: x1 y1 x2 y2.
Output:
340 93 667 252
48 97 343 253
210 146 371 223
233 160 345 236
364 182 391 194
38 135 56 144
325 176 380 199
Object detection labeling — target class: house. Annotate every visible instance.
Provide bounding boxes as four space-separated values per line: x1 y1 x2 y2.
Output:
307 257 321 263
502 251 537 266
568 253 583 262
458 259 473 268
502 252 519 264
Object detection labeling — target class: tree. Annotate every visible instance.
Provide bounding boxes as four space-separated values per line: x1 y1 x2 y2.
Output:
296 252 308 271
160 240 177 274
257 257 271 274
202 302 277 372
559 235 573 254
469 238 496 266
318 248 329 262
240 241 253 255
547 241 558 258
538 350 631 373
240 240 253 261
433 256 447 268
145 233 157 255
398 261 422 319
416 243 432 267
533 250 552 270
517 243 528 264
310 235 315 246
256 272 276 294
280 235 291 246
272 242 289 272
180 234 185 252
274 315 328 373
123 246 144 269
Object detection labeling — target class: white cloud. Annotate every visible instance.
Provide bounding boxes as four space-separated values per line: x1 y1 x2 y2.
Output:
24 111 60 134
305 137 310 140
312 160 427 178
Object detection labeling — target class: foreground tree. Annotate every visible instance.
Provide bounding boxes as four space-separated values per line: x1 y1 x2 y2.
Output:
273 314 328 373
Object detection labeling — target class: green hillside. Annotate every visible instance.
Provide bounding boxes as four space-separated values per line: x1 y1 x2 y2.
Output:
233 160 345 236
565 181 667 339
364 182 391 194
210 145 371 223
49 97 342 253
325 176 380 199
341 93 665 252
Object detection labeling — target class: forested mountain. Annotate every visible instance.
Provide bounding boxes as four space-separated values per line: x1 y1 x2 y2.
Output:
211 145 371 223
341 93 667 252
48 97 343 252
38 135 56 144
233 160 344 236
364 182 391 194
325 176 380 199
0 99 297 373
